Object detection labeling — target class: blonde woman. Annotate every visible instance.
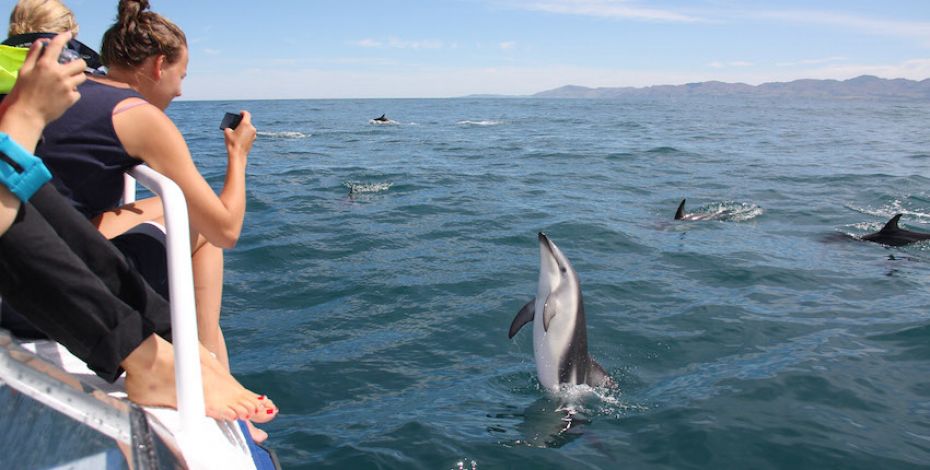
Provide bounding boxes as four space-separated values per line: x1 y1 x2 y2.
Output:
7 0 77 36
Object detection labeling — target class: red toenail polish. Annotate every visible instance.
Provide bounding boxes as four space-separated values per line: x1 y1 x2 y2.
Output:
266 409 275 414
257 395 266 400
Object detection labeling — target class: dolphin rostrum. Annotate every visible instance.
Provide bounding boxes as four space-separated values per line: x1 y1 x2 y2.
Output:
862 214 930 246
509 233 613 392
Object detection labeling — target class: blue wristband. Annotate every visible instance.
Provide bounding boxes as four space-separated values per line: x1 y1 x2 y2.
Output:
0 131 51 202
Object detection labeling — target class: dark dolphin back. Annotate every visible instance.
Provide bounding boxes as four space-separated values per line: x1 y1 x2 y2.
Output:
557 293 589 385
862 214 930 246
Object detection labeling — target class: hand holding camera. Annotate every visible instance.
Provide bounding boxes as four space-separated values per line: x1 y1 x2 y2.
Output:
5 33 86 129
222 111 255 163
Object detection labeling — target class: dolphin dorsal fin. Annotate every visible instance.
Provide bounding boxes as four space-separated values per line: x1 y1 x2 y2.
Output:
675 199 686 220
881 214 903 233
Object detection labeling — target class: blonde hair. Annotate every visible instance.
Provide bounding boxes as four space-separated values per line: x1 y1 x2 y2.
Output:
8 0 78 36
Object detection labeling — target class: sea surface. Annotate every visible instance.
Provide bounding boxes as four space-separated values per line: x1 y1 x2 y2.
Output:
168 96 930 469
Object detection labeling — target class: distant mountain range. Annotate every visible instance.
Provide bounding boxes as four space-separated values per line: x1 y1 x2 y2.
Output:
530 75 930 99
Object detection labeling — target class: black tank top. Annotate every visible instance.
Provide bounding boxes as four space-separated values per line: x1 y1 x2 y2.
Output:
38 79 145 219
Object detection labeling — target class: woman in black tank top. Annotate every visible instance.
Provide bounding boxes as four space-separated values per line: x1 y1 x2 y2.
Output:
28 0 276 442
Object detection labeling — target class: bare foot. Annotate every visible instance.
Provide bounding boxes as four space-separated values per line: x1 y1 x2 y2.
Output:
245 420 269 444
122 335 277 422
250 394 278 424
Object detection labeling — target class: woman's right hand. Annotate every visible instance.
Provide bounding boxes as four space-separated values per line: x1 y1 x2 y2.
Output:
223 111 256 163
4 32 86 128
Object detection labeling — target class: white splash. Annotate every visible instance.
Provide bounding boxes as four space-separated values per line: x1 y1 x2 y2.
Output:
257 131 308 139
684 201 764 222
847 200 930 225
457 120 503 127
344 181 393 194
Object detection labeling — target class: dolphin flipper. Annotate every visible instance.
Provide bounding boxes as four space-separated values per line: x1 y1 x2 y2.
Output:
508 298 536 339
675 199 686 220
543 293 559 333
586 359 614 388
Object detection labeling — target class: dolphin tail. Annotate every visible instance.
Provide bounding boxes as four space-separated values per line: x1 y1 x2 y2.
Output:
675 199 686 220
508 298 536 339
880 214 903 233
586 359 615 389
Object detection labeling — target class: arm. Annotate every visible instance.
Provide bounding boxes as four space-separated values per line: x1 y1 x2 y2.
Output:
113 105 255 248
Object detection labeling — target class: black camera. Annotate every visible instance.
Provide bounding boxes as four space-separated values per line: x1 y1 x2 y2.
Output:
219 112 243 130
38 42 80 64
57 48 80 64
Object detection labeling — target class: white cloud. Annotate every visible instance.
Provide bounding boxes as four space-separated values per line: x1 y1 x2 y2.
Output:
776 56 847 67
386 37 444 49
708 60 754 69
500 41 517 50
352 39 383 48
501 0 703 23
352 37 444 50
202 48 221 55
499 2 930 44
740 9 930 46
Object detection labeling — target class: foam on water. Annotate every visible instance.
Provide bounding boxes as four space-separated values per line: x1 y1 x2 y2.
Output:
256 130 308 139
343 181 393 194
681 201 764 222
458 120 504 126
847 200 930 224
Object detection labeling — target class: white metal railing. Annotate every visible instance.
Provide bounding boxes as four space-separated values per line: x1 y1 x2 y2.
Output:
124 167 204 435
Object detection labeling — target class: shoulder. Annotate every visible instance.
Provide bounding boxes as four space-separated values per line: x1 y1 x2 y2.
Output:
113 101 179 134
112 102 187 160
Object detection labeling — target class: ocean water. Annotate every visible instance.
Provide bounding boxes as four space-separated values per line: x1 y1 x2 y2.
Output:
169 97 930 469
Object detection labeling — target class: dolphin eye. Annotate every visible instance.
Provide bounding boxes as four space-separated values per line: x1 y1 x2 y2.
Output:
559 267 567 273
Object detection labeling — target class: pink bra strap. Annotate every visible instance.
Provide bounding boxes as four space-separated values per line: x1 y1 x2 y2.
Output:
112 99 150 115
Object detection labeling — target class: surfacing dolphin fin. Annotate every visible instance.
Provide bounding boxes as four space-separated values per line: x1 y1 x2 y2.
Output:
862 213 930 246
879 214 902 233
675 199 686 220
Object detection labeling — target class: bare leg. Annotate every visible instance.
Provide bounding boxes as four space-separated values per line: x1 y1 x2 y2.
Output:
93 197 164 239
96 200 275 431
189 235 277 439
191 238 229 370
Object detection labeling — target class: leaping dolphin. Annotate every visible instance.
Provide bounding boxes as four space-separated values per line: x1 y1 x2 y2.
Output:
373 114 389 122
862 214 930 246
509 233 613 392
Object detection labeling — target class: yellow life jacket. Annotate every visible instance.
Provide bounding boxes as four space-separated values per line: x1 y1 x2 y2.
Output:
0 45 28 94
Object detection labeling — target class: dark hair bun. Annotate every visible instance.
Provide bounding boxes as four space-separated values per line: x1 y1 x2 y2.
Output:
101 0 186 68
117 0 150 24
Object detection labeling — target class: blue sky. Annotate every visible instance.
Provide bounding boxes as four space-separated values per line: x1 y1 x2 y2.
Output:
2 0 929 99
